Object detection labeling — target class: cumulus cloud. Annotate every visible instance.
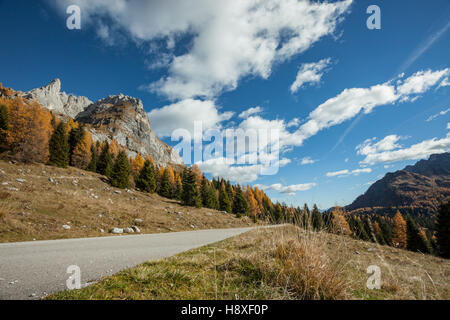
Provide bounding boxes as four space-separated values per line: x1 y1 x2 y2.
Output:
300 157 316 165
326 168 371 177
290 58 332 93
239 106 263 119
397 69 449 97
359 133 450 165
426 107 450 122
196 157 291 183
147 99 233 138
51 0 352 100
294 68 449 145
356 135 404 156
255 183 317 196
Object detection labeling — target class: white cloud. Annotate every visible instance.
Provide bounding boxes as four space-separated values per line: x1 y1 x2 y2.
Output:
397 69 449 97
294 68 449 145
356 135 404 156
287 118 301 128
438 77 450 89
326 168 371 177
52 0 352 100
196 157 290 183
448 123 450 130
426 107 450 122
147 99 233 138
255 182 317 196
238 106 263 119
359 132 450 165
300 157 316 165
290 58 332 93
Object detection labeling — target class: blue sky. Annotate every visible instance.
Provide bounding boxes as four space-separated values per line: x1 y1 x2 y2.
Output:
1 0 449 209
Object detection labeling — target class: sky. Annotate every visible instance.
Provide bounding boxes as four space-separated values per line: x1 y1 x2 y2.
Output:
0 0 449 209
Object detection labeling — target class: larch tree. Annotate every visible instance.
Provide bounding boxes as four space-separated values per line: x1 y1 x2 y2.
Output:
71 129 92 169
392 211 407 249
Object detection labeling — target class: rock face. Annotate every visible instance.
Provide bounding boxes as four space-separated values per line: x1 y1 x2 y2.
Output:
346 153 450 216
76 94 183 167
22 79 183 168
22 79 92 118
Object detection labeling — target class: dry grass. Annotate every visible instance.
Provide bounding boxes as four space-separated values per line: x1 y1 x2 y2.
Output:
0 160 260 243
46 225 450 300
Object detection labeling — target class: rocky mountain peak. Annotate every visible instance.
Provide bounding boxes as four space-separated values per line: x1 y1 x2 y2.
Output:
21 79 183 167
21 79 92 118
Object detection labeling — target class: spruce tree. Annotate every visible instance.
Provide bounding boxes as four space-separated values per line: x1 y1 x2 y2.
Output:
436 201 450 258
87 145 97 172
181 168 202 208
311 204 324 230
110 151 130 189
68 125 85 165
159 168 173 198
406 214 430 253
48 122 69 168
97 142 113 177
232 185 249 217
219 184 232 213
200 177 219 210
135 160 157 193
0 104 8 150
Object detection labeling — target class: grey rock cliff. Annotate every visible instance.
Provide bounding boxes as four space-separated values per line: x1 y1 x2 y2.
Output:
22 80 183 167
22 79 92 118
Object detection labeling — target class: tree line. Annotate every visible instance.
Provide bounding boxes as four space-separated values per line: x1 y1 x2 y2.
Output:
1 87 448 259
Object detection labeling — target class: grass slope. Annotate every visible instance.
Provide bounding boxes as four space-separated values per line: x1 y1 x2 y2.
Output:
48 225 450 300
0 160 258 243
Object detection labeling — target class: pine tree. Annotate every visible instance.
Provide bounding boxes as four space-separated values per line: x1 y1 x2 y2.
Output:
0 104 8 150
159 168 173 198
181 168 202 208
68 125 85 165
135 160 156 193
48 121 69 168
110 151 130 189
232 185 249 217
201 177 219 209
175 176 183 200
97 142 113 177
87 144 97 172
311 204 324 230
392 211 407 249
219 183 232 213
436 201 450 258
406 214 430 253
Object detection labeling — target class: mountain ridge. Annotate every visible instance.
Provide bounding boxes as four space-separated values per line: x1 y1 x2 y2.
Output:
346 153 450 216
18 79 183 168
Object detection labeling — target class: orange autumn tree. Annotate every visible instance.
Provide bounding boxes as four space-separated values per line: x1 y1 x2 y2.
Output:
0 97 52 163
392 211 407 248
245 187 259 220
331 209 351 235
130 153 145 176
71 129 93 169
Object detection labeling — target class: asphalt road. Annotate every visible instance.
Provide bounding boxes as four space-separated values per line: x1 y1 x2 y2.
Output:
0 227 253 300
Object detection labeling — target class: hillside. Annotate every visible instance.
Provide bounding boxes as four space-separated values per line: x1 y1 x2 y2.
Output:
0 160 258 243
346 153 450 216
48 225 450 300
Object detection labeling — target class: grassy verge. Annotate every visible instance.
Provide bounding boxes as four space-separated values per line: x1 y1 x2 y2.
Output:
48 225 450 300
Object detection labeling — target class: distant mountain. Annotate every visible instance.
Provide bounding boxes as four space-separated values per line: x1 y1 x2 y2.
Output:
19 79 183 168
346 153 450 216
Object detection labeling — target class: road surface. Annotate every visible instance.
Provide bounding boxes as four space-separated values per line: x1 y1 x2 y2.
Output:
0 227 254 300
